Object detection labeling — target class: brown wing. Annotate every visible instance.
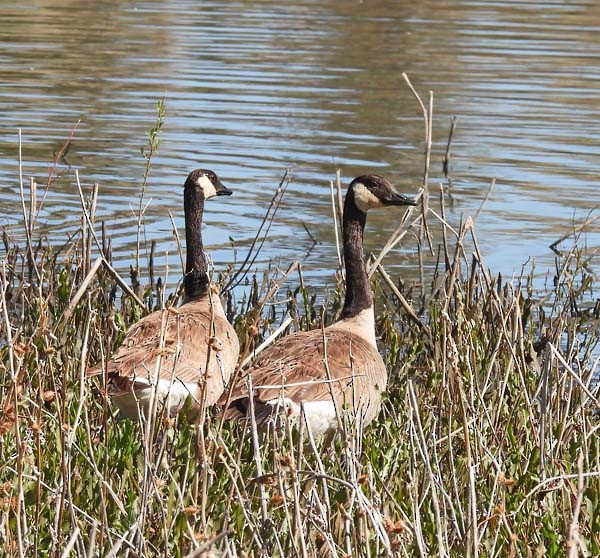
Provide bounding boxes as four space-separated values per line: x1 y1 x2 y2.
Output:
220 328 386 425
89 299 239 404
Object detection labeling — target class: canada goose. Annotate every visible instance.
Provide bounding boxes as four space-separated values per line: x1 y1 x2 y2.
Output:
219 174 416 437
89 169 240 421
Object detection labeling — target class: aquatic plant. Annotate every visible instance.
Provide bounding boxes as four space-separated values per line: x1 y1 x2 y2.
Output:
0 87 598 556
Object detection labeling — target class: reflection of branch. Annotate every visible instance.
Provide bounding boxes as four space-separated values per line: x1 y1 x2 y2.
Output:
549 211 599 255
301 221 317 247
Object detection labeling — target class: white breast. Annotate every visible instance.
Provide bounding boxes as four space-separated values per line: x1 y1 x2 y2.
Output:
111 378 199 420
263 397 338 438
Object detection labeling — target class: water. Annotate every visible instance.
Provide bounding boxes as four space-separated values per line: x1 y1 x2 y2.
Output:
0 0 598 293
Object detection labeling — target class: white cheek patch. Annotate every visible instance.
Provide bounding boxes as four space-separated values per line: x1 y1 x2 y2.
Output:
197 174 218 199
353 183 383 212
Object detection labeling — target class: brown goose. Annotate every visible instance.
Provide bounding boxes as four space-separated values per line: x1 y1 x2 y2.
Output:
89 169 240 421
219 174 416 437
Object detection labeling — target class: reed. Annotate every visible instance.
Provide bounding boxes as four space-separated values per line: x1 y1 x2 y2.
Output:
0 108 598 556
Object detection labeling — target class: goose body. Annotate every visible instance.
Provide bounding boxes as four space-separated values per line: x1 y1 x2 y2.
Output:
90 169 240 421
220 174 415 437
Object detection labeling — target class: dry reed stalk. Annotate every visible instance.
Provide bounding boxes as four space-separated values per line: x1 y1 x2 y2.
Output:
473 178 497 223
288 430 309 558
329 177 343 271
246 373 269 528
550 212 600 255
46 120 80 189
408 379 446 557
566 452 586 558
168 209 185 281
238 315 293 369
402 73 434 256
230 259 299 374
182 530 232 558
442 116 457 178
222 168 293 293
18 133 39 284
75 169 146 309
61 257 103 322
214 432 263 544
99 259 145 309
86 183 99 275
373 259 430 339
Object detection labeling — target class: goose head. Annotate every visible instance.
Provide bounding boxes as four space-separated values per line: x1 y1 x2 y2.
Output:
184 168 233 200
349 174 417 213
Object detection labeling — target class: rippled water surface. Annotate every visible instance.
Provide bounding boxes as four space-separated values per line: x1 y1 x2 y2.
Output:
1 0 599 290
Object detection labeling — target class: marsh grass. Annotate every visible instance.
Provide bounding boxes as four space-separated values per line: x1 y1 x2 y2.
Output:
1 100 600 555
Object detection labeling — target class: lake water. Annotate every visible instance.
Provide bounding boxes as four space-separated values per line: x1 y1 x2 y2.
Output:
1 0 599 294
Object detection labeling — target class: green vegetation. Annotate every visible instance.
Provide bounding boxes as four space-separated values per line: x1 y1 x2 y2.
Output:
1 163 598 557
1 94 598 556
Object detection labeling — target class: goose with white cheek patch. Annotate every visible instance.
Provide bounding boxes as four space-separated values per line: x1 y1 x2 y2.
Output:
219 174 416 437
88 169 240 421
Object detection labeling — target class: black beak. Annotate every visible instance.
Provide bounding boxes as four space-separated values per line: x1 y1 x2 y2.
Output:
215 182 233 196
384 191 417 206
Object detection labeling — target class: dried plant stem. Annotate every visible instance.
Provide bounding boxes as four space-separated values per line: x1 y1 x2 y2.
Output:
330 178 343 270
75 169 145 309
239 315 293 369
567 452 586 558
246 374 269 526
550 212 600 255
368 202 423 278
62 257 103 323
474 178 496 222
373 260 431 341
18 131 40 283
223 169 293 292
408 379 446 557
402 73 435 254
182 530 232 558
442 116 457 177
0 264 25 558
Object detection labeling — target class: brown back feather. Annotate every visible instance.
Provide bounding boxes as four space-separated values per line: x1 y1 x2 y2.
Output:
89 298 239 404
220 327 386 426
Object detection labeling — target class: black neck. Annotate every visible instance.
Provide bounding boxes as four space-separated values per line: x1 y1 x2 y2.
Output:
340 189 372 319
183 186 209 300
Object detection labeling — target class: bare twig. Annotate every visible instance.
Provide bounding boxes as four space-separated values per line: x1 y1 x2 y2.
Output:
566 452 586 558
222 169 293 293
61 257 103 323
550 212 600 255
474 178 496 222
239 315 293 369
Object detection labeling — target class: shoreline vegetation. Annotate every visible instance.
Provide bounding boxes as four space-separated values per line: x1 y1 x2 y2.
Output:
1 85 599 557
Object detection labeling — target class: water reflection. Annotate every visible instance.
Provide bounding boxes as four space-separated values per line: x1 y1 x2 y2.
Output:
0 0 598 292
